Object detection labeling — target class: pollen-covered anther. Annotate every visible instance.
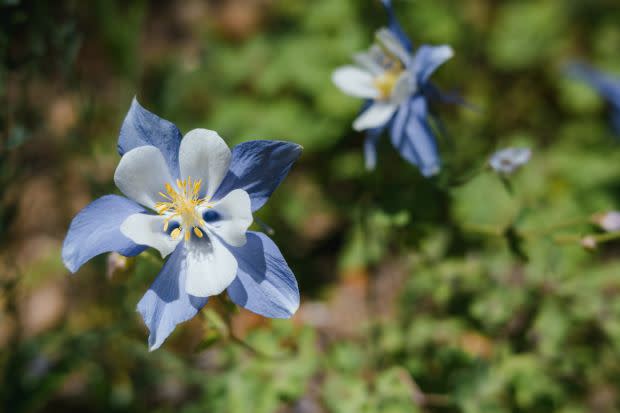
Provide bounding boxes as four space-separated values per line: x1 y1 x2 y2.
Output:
374 68 403 99
156 176 209 241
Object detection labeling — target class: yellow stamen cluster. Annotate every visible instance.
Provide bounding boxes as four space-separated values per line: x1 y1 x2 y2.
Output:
155 176 208 242
372 40 405 100
374 69 402 100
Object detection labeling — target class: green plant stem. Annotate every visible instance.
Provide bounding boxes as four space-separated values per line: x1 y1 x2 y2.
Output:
520 216 591 238
554 231 620 246
500 175 514 196
462 222 504 237
211 296 292 361
396 367 452 408
464 216 592 240
228 333 290 361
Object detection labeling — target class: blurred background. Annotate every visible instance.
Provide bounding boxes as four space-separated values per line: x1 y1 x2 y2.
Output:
2 0 620 412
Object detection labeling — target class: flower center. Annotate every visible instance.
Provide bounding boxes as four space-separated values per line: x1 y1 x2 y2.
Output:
155 176 209 242
374 69 403 100
500 158 514 167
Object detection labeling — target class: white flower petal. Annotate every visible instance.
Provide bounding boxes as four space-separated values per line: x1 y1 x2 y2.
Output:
512 148 532 165
332 66 380 99
376 28 410 65
179 129 232 200
353 49 384 75
390 72 416 103
489 147 531 174
114 146 174 209
207 189 253 247
185 236 238 297
120 213 179 258
353 102 398 131
599 212 620 232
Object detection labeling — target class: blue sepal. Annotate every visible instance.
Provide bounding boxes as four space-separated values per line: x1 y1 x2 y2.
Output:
380 0 413 52
62 195 148 273
137 243 209 350
213 140 302 212
227 232 299 318
390 96 440 177
118 98 183 177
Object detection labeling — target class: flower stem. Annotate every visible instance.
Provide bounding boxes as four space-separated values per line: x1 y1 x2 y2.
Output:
210 296 293 361
254 217 275 235
396 367 453 407
520 216 591 238
462 222 504 237
554 231 620 246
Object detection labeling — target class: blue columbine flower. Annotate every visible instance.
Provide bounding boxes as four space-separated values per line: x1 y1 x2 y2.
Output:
566 63 620 135
62 98 302 350
331 0 454 176
489 147 531 175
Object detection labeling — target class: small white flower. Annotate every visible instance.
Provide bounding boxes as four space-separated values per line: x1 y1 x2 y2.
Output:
489 147 531 174
581 235 597 250
593 211 620 232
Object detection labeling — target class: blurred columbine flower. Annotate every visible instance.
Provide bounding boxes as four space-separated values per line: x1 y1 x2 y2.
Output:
566 63 620 135
592 211 620 232
331 0 454 176
63 99 302 350
489 147 531 174
106 252 128 279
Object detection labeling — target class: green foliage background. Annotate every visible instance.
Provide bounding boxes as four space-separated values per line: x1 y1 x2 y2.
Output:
2 0 620 412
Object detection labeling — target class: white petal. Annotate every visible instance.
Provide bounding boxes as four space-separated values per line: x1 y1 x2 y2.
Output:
353 49 384 75
600 212 620 232
114 146 174 210
332 66 380 99
512 148 532 164
390 72 416 103
120 213 179 258
185 236 238 297
207 189 253 247
376 28 410 64
179 129 232 200
353 102 398 131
